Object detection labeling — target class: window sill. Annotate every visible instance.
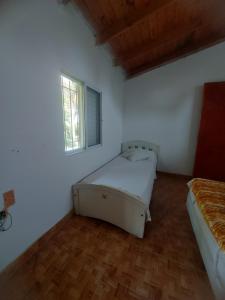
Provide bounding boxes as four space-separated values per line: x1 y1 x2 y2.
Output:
65 144 102 157
86 144 102 151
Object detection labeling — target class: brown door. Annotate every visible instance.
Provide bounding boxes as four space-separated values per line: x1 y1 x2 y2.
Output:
194 82 225 181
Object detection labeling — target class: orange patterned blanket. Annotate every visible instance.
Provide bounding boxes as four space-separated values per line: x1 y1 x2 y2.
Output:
188 178 225 252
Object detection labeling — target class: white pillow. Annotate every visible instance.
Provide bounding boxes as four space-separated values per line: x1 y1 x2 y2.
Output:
121 150 134 158
122 150 152 162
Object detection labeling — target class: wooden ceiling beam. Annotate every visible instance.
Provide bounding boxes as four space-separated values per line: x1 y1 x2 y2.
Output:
96 0 174 45
127 31 225 78
114 21 202 66
73 0 99 31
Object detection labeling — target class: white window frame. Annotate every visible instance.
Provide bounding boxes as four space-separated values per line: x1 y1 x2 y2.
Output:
61 73 102 155
84 84 103 151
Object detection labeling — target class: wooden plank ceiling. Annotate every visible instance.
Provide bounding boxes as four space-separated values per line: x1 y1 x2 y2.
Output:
70 0 225 78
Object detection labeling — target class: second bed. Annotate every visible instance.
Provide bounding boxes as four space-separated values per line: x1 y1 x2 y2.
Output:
72 140 159 238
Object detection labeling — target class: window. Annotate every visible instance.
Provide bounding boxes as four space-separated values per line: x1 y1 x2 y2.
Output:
61 74 102 153
61 75 85 152
86 87 101 147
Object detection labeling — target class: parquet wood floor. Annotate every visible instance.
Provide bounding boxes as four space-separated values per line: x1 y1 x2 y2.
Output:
0 173 215 300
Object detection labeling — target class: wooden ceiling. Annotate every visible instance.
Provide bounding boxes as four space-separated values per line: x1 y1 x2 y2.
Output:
68 0 225 78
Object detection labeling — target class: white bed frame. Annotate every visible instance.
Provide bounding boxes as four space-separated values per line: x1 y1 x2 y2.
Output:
72 140 159 238
187 192 225 299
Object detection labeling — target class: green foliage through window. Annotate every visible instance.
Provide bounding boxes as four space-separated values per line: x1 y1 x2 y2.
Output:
61 75 84 152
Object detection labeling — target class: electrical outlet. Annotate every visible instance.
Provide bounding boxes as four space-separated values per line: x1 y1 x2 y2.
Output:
0 210 7 220
3 190 15 210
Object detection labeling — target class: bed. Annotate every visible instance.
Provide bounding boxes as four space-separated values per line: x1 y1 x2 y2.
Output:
72 140 159 238
187 179 225 300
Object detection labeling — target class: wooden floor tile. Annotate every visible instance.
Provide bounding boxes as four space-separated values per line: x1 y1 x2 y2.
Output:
0 173 215 300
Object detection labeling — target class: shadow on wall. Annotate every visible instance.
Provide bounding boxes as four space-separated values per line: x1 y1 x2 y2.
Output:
124 42 225 175
155 88 195 173
186 86 203 175
127 85 185 115
123 80 204 175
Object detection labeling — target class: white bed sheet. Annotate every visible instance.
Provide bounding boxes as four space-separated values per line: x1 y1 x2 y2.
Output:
81 152 157 219
187 191 225 299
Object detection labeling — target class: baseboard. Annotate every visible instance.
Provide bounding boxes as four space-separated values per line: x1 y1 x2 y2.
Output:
0 210 73 284
157 171 192 180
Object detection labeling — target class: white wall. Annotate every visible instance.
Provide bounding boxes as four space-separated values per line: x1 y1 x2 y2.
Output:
123 42 225 175
0 0 124 271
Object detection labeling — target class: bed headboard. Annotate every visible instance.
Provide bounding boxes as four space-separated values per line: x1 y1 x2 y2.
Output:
122 140 160 156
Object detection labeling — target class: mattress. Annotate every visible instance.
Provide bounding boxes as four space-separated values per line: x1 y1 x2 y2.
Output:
187 191 225 300
81 152 157 218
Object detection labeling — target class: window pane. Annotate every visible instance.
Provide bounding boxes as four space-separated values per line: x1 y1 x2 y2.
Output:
62 76 70 89
62 87 73 151
61 75 84 152
69 80 77 91
87 87 101 147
